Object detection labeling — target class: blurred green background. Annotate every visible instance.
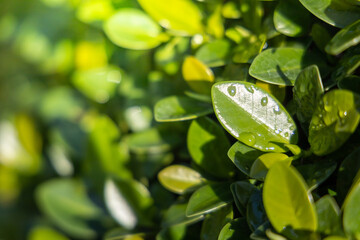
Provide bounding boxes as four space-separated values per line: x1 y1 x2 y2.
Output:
0 0 192 239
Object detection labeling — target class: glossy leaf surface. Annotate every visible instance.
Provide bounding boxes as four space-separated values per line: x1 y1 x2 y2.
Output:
326 19 360 55
263 162 317 233
154 95 213 122
315 195 342 235
343 182 360 239
212 81 298 152
249 47 328 86
309 90 360 156
187 117 235 178
104 9 165 50
273 0 311 37
250 153 290 181
293 65 324 123
158 165 204 194
137 0 203 36
186 183 233 217
227 141 263 176
299 0 360 28
182 56 214 95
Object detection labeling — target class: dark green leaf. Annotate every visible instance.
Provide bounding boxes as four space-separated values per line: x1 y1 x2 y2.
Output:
227 141 263 176
218 218 252 240
186 183 233 217
273 0 311 37
247 190 267 231
299 0 360 28
249 47 328 86
230 181 257 216
200 205 233 240
326 19 360 55
162 202 204 228
154 95 213 122
338 75 360 95
187 117 235 179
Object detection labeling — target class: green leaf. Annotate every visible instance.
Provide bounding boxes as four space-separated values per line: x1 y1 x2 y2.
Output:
273 0 311 37
28 226 69 240
326 19 360 55
299 0 360 28
249 47 328 86
186 183 233 217
247 190 267 231
162 201 204 227
343 182 360 239
230 181 258 216
187 117 235 179
238 0 263 34
311 23 334 53
218 218 252 240
200 205 233 240
212 81 298 152
35 179 102 239
137 0 204 36
249 153 291 181
315 195 342 235
338 75 360 95
331 53 360 87
158 165 204 194
228 141 263 176
337 147 360 204
195 39 231 67
104 9 166 50
309 90 360 156
154 95 213 122
296 161 337 192
263 162 317 233
323 236 348 240
293 65 324 124
182 56 214 95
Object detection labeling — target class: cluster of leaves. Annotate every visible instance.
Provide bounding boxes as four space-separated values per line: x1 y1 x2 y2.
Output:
1 0 360 239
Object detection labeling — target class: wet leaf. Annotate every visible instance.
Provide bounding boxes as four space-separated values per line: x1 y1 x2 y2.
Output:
309 90 360 156
212 81 298 152
293 65 324 123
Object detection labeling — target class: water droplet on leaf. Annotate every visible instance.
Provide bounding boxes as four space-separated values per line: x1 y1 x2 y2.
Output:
239 132 256 146
273 105 281 115
261 97 268 106
228 86 236 96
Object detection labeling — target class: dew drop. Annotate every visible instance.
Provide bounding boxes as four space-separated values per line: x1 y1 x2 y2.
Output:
239 132 256 146
284 132 289 137
261 97 268 106
275 129 282 134
245 85 254 93
289 125 295 131
273 105 281 115
228 86 236 96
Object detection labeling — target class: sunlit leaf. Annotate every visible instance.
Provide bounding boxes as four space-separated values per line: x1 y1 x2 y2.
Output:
249 153 290 181
343 182 360 239
263 162 317 233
